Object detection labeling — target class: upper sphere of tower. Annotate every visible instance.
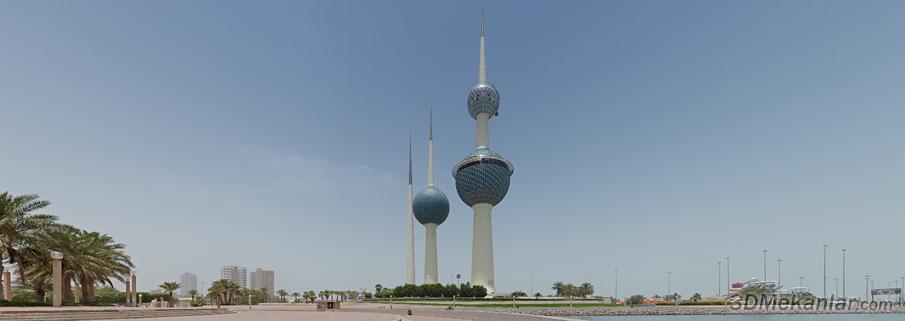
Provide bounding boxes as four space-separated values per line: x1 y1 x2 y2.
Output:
467 83 500 119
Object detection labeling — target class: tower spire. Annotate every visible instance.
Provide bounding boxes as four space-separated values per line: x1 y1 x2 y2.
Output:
479 3 487 84
427 109 435 186
408 133 413 185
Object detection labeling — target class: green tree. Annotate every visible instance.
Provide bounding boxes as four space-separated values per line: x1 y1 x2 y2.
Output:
208 279 240 305
511 291 527 297
551 282 565 297
691 293 702 302
277 289 288 303
159 282 181 306
578 282 595 298
0 193 60 283
291 292 300 303
187 289 200 305
627 294 645 305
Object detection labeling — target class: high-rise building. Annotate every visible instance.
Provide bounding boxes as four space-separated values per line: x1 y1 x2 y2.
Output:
452 4 513 295
413 111 450 284
219 265 247 288
249 268 275 298
405 137 416 284
179 272 197 295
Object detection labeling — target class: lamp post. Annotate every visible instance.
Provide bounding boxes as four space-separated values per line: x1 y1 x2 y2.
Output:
248 294 252 310
841 249 846 299
763 250 768 282
777 259 783 290
835 278 839 298
50 251 63 307
822 244 828 299
718 261 722 297
725 257 730 295
139 293 143 306
799 276 804 289
667 272 672 302
865 275 871 301
614 268 618 300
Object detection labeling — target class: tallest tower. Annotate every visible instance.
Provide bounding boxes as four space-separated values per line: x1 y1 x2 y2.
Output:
453 4 513 295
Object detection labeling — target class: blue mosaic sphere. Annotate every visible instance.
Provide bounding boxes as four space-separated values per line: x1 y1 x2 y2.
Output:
452 147 514 207
413 186 450 225
467 83 500 119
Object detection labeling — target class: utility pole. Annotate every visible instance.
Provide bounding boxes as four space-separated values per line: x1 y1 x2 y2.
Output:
614 268 618 300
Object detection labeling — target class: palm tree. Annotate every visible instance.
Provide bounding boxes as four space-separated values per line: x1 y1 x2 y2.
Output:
0 193 60 282
552 282 565 297
277 289 288 303
209 279 240 305
26 227 133 302
579 282 594 298
159 282 181 307
188 289 199 305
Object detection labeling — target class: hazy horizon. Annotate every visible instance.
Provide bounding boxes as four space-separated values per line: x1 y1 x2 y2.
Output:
2 0 904 297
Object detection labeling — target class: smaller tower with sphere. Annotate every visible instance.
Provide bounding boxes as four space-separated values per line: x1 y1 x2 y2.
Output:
413 110 450 284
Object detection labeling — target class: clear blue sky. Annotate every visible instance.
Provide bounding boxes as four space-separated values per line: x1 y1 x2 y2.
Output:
2 0 904 297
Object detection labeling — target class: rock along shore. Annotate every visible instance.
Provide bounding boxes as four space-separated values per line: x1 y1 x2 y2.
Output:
483 305 905 317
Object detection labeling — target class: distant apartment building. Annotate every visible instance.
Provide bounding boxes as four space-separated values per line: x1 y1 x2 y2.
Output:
180 272 198 295
220 265 247 288
249 268 275 298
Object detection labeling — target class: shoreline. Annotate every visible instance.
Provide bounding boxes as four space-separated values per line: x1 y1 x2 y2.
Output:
485 305 905 317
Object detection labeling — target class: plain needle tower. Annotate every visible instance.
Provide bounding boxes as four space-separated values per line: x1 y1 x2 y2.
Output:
452 4 513 295
405 136 416 284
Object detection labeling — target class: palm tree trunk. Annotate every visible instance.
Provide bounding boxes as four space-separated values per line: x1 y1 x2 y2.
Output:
63 274 73 301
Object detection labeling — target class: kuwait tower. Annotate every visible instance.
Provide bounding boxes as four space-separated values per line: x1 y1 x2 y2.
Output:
413 111 450 284
452 5 513 295
405 136 416 284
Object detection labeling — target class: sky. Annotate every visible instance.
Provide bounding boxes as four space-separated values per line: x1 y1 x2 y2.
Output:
2 0 905 298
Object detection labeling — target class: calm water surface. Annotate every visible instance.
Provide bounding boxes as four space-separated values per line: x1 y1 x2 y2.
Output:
572 315 903 321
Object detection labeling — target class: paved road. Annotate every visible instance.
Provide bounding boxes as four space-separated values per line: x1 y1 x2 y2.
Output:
98 310 463 321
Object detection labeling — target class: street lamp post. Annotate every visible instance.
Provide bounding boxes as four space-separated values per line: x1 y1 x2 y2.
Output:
718 262 722 297
614 268 618 300
51 251 63 307
842 249 846 299
726 257 730 295
799 276 804 289
248 294 252 310
667 272 672 302
865 275 871 301
823 244 828 299
763 250 768 282
777 259 783 290
835 278 839 298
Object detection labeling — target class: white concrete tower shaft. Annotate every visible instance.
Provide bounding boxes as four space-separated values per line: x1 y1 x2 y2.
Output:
424 223 439 284
406 136 416 284
423 112 440 284
471 4 496 294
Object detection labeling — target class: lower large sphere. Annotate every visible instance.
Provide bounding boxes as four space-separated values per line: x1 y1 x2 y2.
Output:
454 161 511 207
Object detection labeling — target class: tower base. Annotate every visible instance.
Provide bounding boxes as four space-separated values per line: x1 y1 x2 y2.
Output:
471 203 495 294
